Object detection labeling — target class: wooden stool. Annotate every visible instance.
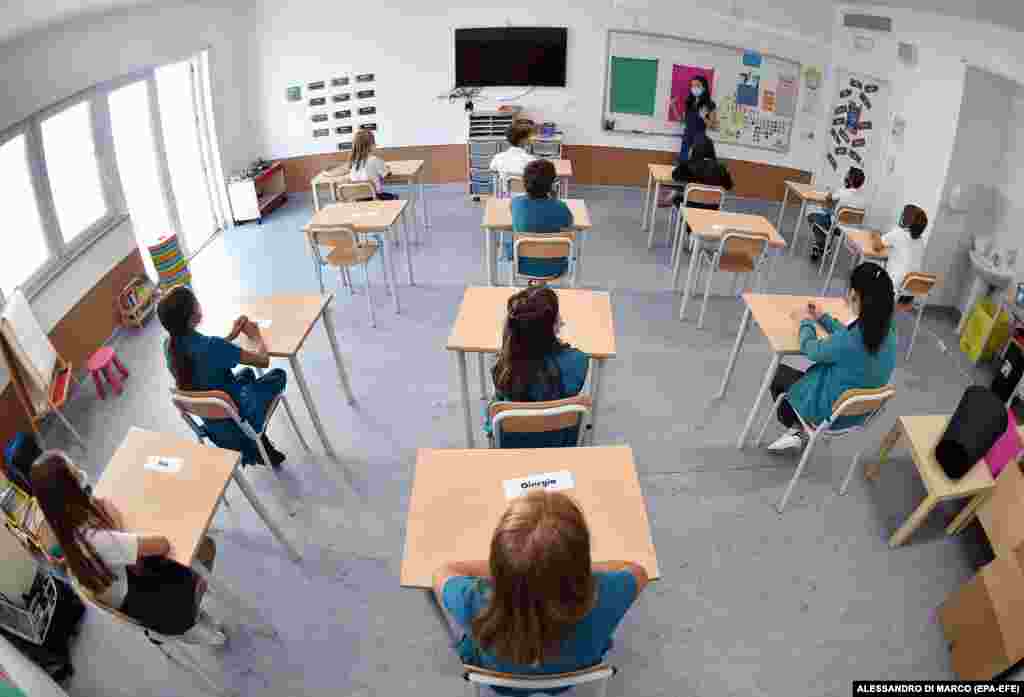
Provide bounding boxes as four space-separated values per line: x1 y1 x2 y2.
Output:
87 347 129 399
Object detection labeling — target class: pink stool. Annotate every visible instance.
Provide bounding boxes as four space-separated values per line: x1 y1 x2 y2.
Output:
87 347 129 399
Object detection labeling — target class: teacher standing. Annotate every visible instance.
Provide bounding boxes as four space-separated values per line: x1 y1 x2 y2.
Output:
669 75 719 163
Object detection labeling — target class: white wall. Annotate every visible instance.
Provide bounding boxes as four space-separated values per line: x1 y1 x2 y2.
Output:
252 0 830 171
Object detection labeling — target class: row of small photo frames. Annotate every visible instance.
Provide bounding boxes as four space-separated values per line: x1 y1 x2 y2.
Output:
287 73 377 149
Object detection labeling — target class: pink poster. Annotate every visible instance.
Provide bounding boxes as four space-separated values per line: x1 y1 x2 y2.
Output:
669 64 715 123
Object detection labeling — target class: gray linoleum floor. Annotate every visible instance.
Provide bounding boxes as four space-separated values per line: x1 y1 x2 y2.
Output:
51 184 1005 697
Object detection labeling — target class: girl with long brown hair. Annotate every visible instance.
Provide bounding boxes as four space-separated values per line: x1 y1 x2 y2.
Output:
487 287 589 447
433 491 647 681
31 451 224 644
349 128 396 200
158 285 288 467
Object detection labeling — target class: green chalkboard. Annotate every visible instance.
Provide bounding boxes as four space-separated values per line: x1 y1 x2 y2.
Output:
610 57 659 116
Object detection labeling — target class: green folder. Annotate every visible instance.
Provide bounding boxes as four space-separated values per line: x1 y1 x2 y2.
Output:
610 57 659 116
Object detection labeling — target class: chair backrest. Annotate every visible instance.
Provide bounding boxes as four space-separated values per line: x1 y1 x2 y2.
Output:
170 388 242 422
505 176 526 197
304 224 359 250
464 663 616 693
513 235 573 284
717 229 770 262
335 181 375 202
833 206 865 230
829 385 896 425
900 272 938 298
489 394 592 447
683 184 725 208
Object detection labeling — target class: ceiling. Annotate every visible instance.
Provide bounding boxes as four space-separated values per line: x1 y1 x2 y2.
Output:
0 0 148 46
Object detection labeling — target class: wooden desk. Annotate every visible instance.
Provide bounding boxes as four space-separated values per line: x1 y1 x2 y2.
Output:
401 445 659 587
447 287 616 448
716 293 854 448
308 200 414 311
311 159 429 235
777 181 828 257
481 198 593 287
200 294 354 460
642 164 680 238
674 210 787 322
95 427 296 629
820 225 887 295
865 415 995 547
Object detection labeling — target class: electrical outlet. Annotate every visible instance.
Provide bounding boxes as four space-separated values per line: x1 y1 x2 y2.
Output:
887 157 896 174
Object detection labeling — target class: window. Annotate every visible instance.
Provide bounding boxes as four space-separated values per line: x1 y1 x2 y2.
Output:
40 101 108 242
0 135 51 296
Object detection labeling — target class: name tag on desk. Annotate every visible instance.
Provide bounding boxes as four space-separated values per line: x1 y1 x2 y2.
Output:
144 456 183 474
503 471 575 500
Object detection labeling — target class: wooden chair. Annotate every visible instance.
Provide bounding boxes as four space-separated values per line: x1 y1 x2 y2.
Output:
305 225 387 326
70 578 236 696
169 388 303 546
756 385 896 513
488 394 592 448
669 184 726 264
511 235 574 286
898 272 939 361
311 166 350 211
334 181 376 203
816 206 865 276
463 663 616 696
683 229 770 329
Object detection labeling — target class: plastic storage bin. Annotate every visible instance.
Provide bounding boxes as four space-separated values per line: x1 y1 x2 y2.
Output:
961 298 1010 362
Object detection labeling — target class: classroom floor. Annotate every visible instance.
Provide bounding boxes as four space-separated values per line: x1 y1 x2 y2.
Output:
53 184 1002 697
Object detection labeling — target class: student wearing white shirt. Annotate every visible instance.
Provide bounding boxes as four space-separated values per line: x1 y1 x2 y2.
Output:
807 166 866 262
489 122 536 192
349 129 396 200
31 451 224 645
873 204 928 302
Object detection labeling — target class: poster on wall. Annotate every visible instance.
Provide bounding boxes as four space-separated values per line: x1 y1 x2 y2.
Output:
667 64 715 123
801 66 823 115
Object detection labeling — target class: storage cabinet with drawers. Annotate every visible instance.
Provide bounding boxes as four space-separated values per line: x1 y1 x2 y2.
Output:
466 109 565 199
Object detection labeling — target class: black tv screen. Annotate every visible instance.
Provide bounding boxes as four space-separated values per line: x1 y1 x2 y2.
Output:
455 27 567 87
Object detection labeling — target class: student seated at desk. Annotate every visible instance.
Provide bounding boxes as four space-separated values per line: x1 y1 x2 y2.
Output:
349 129 397 200
433 491 648 692
32 451 224 645
807 166 866 262
486 287 589 448
506 159 574 279
490 122 536 191
766 263 897 452
158 286 287 467
670 137 734 199
872 204 928 304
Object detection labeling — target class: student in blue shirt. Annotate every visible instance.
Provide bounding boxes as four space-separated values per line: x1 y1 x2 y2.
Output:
158 286 288 467
766 263 897 452
486 287 589 448
508 159 573 280
433 491 648 693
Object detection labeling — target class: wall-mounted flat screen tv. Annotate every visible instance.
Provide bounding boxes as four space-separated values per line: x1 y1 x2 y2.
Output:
455 27 567 87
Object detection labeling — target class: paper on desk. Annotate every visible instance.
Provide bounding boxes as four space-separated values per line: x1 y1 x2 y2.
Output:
253 319 272 329
145 456 183 474
503 471 575 500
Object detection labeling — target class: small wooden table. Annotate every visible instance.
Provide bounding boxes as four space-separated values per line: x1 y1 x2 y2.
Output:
400 445 659 635
481 198 593 287
821 225 888 295
642 164 681 241
716 293 854 448
675 209 787 322
95 427 295 628
777 181 829 257
866 415 996 547
308 200 414 312
200 294 354 461
446 287 616 448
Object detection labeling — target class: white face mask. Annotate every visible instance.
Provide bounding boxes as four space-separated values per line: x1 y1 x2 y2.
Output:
691 87 704 98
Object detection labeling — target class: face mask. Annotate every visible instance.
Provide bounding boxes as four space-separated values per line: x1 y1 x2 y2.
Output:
691 87 704 98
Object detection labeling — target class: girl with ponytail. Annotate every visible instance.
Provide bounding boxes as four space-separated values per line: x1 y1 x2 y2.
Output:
487 287 590 447
157 286 289 467
766 263 897 452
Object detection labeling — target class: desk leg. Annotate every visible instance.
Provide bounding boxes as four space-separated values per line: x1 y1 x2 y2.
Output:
320 305 356 405
678 238 702 320
572 231 585 288
457 350 475 448
716 305 751 399
289 356 338 460
821 229 846 295
425 588 458 645
642 171 653 229
671 210 688 291
477 352 488 401
385 224 401 313
790 200 808 257
889 495 938 548
231 468 302 562
256 366 311 454
419 172 431 230
485 229 496 286
947 491 990 535
775 187 790 241
192 562 278 637
402 207 416 286
647 182 661 247
867 422 903 482
586 358 604 445
737 354 780 449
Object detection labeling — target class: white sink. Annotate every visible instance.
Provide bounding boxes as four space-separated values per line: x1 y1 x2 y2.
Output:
969 249 1015 287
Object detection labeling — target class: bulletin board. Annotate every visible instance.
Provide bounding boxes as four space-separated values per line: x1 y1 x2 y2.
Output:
602 30 802 154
